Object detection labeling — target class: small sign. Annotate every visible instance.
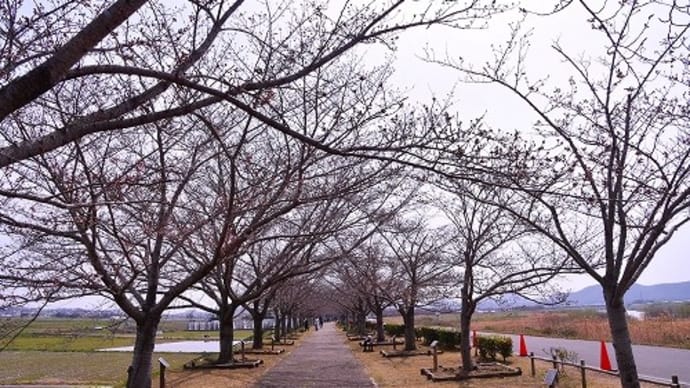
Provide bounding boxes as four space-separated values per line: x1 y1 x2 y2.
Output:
429 340 439 348
544 368 558 386
158 357 170 368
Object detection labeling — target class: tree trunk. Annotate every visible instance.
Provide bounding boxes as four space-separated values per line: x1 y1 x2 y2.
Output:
356 310 366 336
604 291 640 388
459 250 476 373
126 316 160 388
252 313 264 349
402 307 416 351
375 308 385 342
218 305 238 363
273 310 282 340
459 306 474 372
281 312 287 336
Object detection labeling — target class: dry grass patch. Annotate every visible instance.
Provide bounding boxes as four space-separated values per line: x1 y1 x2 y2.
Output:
390 311 690 349
346 338 657 387
471 312 690 349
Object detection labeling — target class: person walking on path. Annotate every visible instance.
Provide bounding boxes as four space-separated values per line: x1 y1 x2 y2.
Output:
256 321 375 387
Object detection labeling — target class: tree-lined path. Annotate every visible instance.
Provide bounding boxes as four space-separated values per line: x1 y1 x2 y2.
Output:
256 322 375 387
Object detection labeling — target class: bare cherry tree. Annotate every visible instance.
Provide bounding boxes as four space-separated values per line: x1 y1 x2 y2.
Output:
430 2 690 386
433 185 574 372
242 287 277 350
328 271 371 336
0 106 309 387
333 243 397 342
0 0 504 167
376 216 456 351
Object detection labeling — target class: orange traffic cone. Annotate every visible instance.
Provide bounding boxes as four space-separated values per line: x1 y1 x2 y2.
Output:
600 340 612 371
519 334 528 357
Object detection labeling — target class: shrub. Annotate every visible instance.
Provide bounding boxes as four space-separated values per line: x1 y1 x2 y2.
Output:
496 337 513 361
477 335 512 361
548 346 578 375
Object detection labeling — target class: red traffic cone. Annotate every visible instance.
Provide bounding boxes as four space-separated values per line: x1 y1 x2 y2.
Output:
600 340 612 371
519 334 528 357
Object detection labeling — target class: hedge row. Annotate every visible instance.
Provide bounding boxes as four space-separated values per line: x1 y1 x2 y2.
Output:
383 324 461 350
383 323 405 337
417 327 462 349
383 324 513 360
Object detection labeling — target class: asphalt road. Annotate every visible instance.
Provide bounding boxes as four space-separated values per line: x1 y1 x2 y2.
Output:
500 333 690 386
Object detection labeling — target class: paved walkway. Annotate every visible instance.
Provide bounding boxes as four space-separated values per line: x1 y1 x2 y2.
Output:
256 322 375 387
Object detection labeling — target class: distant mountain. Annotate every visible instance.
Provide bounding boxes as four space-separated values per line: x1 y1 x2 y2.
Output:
397 281 690 315
474 294 534 311
470 281 690 311
567 281 690 306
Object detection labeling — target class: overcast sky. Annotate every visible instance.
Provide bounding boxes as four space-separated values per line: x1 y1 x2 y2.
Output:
364 1 690 292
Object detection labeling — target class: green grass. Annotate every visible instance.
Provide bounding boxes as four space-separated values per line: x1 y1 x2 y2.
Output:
3 316 255 351
4 334 134 351
0 351 194 385
5 318 119 333
6 330 255 351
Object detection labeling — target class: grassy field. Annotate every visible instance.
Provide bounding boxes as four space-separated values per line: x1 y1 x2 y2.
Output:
389 309 690 349
0 317 257 385
2 317 253 351
0 351 193 386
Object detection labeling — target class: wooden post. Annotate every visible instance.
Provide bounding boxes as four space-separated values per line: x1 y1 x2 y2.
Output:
241 340 246 361
552 355 558 370
393 335 397 350
580 359 586 388
431 341 439 371
158 358 170 388
671 375 680 388
472 330 479 357
271 335 275 351
529 352 535 377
